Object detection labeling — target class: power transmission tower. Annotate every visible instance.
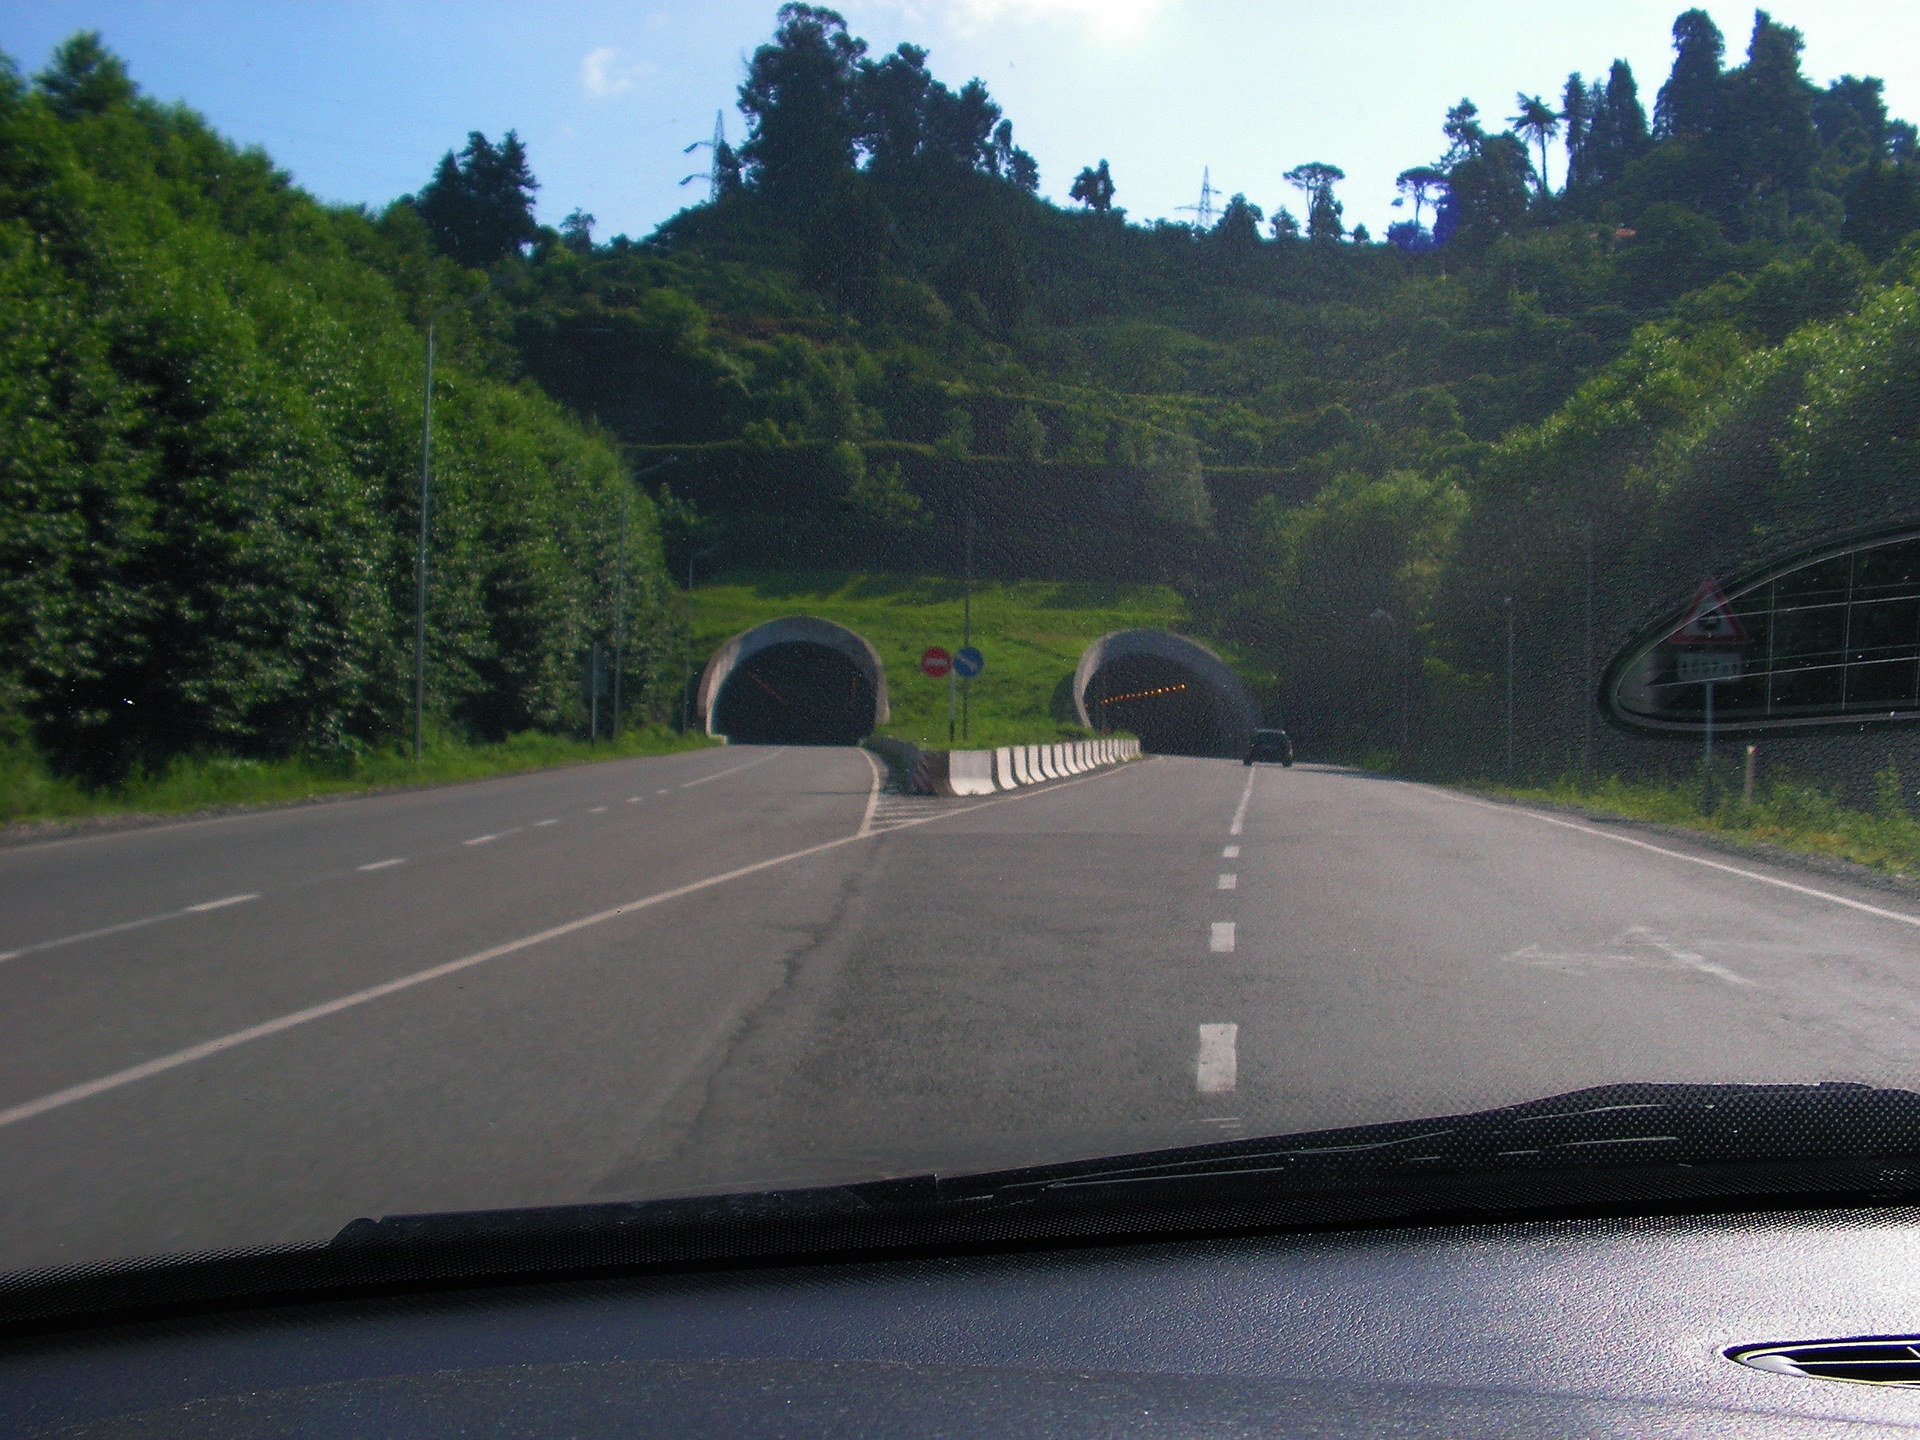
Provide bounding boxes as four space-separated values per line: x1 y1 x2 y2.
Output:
1176 166 1222 230
680 111 728 201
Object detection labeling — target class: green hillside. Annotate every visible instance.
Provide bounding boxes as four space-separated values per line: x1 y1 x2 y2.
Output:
689 573 1189 749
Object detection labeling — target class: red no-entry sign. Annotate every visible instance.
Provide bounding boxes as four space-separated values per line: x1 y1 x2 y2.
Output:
920 646 953 678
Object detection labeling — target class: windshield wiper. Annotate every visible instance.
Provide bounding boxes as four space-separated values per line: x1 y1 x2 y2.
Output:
10 1082 1920 1335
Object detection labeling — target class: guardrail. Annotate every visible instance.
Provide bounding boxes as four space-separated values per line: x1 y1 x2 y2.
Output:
895 738 1142 796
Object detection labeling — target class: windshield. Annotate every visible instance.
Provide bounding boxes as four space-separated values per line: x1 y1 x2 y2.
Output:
5 1 1920 1278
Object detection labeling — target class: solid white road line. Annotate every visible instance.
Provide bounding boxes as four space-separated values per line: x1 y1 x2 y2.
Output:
1229 769 1255 837
857 749 884 838
1222 845 1239 859
0 751 1142 1132
1217 873 1237 890
1431 788 1920 932
462 834 501 847
1 891 268 965
356 859 406 873
680 748 788 788
1197 1023 1238 1094
1210 921 1236 953
183 894 258 914
534 819 558 828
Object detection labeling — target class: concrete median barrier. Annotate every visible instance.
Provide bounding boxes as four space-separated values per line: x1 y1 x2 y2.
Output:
871 735 1139 799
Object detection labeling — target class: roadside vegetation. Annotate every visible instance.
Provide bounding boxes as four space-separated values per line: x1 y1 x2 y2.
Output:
9 9 1920 834
1487 762 1920 885
0 718 714 828
689 572 1184 750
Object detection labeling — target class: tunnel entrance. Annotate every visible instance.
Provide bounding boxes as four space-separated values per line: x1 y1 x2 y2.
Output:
710 642 876 745
1083 654 1225 756
697 616 889 746
1073 629 1259 758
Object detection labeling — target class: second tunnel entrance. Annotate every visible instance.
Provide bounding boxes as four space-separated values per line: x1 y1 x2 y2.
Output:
1073 630 1259 758
697 616 890 746
710 641 876 745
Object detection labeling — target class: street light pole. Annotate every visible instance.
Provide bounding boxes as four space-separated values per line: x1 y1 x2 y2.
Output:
681 539 721 733
413 285 490 764
1582 521 1594 781
611 455 679 742
414 322 434 764
1504 595 1515 779
612 487 628 741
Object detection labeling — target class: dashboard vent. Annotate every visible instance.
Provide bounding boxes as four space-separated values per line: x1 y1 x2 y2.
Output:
1730 1340 1920 1386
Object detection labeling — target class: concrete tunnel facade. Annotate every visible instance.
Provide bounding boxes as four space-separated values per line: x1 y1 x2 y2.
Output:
697 616 890 745
1074 629 1260 758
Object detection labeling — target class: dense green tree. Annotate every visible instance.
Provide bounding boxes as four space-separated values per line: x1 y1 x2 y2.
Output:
738 4 865 205
1284 162 1345 243
1582 61 1650 189
1070 159 1116 211
1511 93 1560 194
415 130 539 267
1653 9 1723 140
32 31 133 118
1719 11 1817 234
1395 165 1446 229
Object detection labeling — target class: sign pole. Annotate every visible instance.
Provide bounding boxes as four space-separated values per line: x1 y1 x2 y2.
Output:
948 668 956 745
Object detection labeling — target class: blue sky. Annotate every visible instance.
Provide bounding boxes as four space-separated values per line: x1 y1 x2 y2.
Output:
4 2 1916 242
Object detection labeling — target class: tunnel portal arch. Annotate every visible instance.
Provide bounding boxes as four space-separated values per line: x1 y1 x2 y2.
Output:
1074 630 1259 758
698 616 890 745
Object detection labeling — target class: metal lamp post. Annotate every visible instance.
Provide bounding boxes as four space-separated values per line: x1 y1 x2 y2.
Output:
611 455 679 741
413 286 491 764
681 540 722 732
1367 609 1410 758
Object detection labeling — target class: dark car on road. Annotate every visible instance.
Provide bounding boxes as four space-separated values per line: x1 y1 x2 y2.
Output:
1244 727 1294 766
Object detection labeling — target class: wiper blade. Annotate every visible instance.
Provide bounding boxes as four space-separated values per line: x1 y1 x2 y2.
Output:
10 1082 1920 1335
939 1081 1920 1207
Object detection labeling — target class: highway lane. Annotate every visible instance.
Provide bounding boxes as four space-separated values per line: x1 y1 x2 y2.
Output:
6 752 1920 1271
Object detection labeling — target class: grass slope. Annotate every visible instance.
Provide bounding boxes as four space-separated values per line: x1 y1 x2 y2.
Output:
1 726 717 831
688 571 1189 749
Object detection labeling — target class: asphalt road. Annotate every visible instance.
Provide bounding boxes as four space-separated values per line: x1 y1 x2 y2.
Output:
5 747 1920 1272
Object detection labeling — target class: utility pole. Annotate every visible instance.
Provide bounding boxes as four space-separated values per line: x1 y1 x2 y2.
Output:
1582 521 1594 782
414 322 434 764
1504 595 1515 779
612 487 628 741
414 285 491 764
961 493 974 742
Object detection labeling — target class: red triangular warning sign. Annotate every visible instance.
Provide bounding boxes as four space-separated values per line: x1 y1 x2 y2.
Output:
1669 579 1749 645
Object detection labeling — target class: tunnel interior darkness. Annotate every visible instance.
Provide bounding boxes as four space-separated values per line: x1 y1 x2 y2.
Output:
710 641 877 745
1083 654 1226 756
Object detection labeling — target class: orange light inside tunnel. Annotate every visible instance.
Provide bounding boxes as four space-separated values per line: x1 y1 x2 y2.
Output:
1099 682 1189 705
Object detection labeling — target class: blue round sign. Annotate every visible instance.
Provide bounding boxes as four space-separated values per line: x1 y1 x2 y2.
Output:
953 645 984 679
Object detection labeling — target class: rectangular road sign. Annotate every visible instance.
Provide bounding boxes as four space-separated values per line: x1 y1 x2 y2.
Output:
1677 650 1745 683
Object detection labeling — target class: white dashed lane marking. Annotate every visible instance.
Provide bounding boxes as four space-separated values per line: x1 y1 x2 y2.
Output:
534 819 559 828
1210 922 1236 953
183 894 258 913
462 832 512 847
587 805 608 814
1197 1024 1238 1094
1217 873 1237 890
1222 845 1239 859
626 796 642 804
1228 769 1255 837
356 859 406 873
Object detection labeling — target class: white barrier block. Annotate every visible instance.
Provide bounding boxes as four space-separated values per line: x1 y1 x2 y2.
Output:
1015 745 1035 785
994 746 1018 790
1040 745 1059 780
947 749 997 796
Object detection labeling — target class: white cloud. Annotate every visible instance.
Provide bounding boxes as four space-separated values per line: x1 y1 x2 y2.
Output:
580 46 636 99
